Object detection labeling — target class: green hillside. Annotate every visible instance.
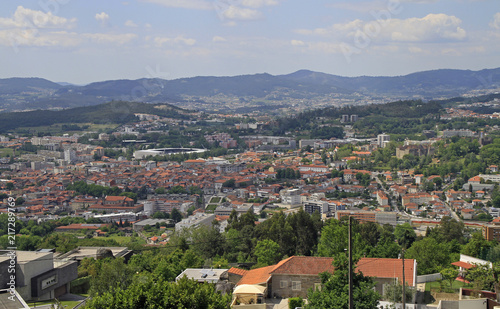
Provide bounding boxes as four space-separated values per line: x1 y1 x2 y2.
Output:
0 101 191 133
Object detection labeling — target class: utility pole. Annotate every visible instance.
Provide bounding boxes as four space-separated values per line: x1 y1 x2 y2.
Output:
348 216 353 309
402 248 406 309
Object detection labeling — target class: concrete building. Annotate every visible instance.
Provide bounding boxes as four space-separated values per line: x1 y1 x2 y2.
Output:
0 250 77 302
175 268 229 284
84 212 137 223
279 188 302 208
483 224 500 242
63 148 77 164
175 213 215 231
377 133 390 148
442 129 475 138
303 200 329 216
133 218 174 231
56 247 133 264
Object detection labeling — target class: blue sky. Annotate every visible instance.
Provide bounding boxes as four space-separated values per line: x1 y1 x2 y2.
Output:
0 0 499 84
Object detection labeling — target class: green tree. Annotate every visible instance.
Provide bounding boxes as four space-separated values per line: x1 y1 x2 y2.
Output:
89 257 134 297
394 223 416 249
405 238 450 275
440 267 459 289
171 208 183 223
254 239 282 267
464 263 498 291
85 276 231 309
306 254 380 309
318 218 374 258
289 297 304 309
222 179 235 188
461 232 489 258
382 282 415 305
190 225 225 260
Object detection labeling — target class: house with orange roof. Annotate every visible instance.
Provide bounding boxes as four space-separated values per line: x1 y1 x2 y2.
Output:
488 165 498 173
229 256 416 300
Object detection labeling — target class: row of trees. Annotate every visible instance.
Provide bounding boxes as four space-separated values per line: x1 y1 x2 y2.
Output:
72 211 500 308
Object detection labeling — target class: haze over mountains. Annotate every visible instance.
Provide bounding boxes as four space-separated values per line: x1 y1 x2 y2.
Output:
1 67 499 113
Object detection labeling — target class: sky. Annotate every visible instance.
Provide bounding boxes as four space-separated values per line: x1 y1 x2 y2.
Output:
0 0 499 84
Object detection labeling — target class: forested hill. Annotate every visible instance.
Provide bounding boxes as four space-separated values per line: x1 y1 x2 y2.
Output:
282 68 500 96
273 100 443 136
1 67 499 112
0 101 191 133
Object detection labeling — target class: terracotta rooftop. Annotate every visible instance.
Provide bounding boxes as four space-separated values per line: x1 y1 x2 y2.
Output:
451 261 474 269
236 265 275 285
228 267 248 277
236 256 417 287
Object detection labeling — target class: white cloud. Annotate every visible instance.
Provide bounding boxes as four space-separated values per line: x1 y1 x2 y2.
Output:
83 33 137 44
408 46 426 54
297 14 466 43
154 35 196 46
441 48 461 56
296 19 363 36
140 0 212 10
327 1 391 13
219 5 263 20
0 6 76 29
240 0 279 8
0 29 81 47
124 20 138 27
389 14 466 41
212 36 227 42
291 39 305 46
399 0 439 3
306 42 345 54
95 12 110 25
490 12 500 30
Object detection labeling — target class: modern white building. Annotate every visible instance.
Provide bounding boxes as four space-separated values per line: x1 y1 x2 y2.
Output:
175 213 215 231
377 133 390 148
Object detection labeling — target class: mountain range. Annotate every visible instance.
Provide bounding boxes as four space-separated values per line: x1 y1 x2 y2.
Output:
1 68 499 112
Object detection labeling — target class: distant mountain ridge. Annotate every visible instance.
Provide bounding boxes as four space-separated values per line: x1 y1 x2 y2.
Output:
281 68 500 95
0 67 499 112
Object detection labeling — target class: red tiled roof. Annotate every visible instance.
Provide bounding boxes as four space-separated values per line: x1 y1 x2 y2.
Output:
451 261 475 269
238 256 416 287
228 267 248 277
105 196 133 202
236 265 275 285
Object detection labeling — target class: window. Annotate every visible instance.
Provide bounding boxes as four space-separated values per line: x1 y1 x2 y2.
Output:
314 283 322 291
280 280 287 288
292 281 301 291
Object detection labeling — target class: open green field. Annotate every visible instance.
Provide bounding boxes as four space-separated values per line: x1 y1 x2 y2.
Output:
205 204 218 212
94 235 146 246
425 279 468 292
0 148 13 157
13 122 119 135
209 197 221 203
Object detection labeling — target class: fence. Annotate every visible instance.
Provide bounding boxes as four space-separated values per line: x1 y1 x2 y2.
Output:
416 273 442 283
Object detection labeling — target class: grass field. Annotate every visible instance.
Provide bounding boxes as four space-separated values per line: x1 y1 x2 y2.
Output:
425 279 468 292
94 235 146 246
0 148 13 157
205 204 218 212
209 197 221 203
13 122 119 135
